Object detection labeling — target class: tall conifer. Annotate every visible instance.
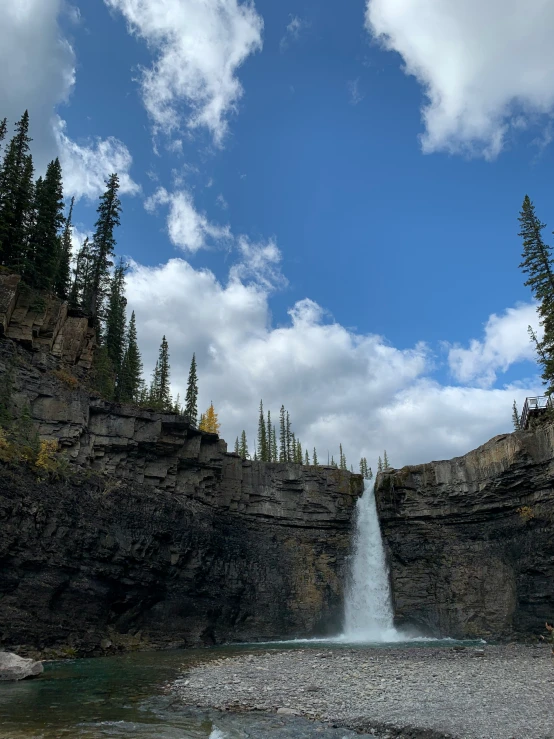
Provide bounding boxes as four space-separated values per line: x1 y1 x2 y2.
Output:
88 173 121 322
185 353 199 425
279 405 286 461
105 260 127 376
55 196 74 300
118 311 143 403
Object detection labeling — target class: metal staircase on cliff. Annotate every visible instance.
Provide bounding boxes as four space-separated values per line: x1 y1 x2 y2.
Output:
520 396 553 430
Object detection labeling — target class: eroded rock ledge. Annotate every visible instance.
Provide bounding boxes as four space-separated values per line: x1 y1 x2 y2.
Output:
375 426 554 639
0 335 363 656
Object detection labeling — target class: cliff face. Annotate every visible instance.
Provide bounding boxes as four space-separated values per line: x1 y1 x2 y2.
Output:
375 427 554 640
0 334 362 656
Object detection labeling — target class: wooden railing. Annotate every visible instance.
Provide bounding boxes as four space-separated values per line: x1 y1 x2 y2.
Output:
520 396 552 430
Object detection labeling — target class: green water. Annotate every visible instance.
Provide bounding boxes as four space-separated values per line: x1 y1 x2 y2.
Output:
0 641 476 738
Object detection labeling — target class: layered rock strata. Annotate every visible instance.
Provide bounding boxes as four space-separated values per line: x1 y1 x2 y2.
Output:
0 336 362 655
375 426 554 639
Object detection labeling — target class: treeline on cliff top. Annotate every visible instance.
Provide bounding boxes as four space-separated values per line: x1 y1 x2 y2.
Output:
0 111 386 477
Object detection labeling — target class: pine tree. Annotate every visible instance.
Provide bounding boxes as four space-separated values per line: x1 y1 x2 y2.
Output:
91 345 115 400
266 409 272 461
383 450 390 469
55 196 74 300
313 447 318 466
239 430 249 459
305 449 309 465
105 260 127 377
0 111 34 270
330 455 336 468
290 431 296 462
279 405 286 461
87 173 121 323
184 353 199 425
69 237 93 310
234 436 240 454
149 360 160 406
174 394 181 413
368 467 373 480
339 443 347 470
296 438 302 464
518 195 554 392
257 400 268 461
26 157 64 291
117 311 143 403
157 335 171 410
198 412 205 428
512 400 521 431
200 401 220 434
0 118 7 150
286 411 291 462
378 456 383 473
360 458 366 477
272 425 277 462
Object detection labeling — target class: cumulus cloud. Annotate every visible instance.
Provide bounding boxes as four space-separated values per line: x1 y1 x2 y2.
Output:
54 117 140 201
0 0 75 170
126 258 542 472
448 303 541 387
145 187 231 252
365 0 554 158
280 15 309 52
104 0 264 145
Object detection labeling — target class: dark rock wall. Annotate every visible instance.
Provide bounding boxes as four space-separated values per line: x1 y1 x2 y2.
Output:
375 427 554 640
0 338 362 655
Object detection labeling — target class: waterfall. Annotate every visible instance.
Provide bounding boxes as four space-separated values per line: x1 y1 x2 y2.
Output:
341 480 402 642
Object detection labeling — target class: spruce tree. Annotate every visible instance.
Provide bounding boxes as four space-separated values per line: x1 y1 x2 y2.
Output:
296 438 302 464
290 431 296 462
378 456 383 473
305 449 309 465
118 311 143 403
266 409 272 461
69 237 93 310
174 394 181 413
339 443 347 470
286 411 291 462
0 111 34 270
55 196 74 300
91 345 115 400
512 400 521 431
518 195 554 392
313 447 318 466
0 118 7 150
184 353 199 425
257 400 268 461
239 429 249 459
26 157 64 290
383 450 390 469
272 425 277 461
156 335 171 410
279 405 286 461
234 436 240 454
149 360 160 406
105 260 127 377
87 173 121 322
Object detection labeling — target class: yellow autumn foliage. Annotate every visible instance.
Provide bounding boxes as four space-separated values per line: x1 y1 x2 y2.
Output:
198 401 220 435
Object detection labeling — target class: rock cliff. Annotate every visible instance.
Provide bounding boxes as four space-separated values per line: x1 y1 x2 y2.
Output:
375 426 554 640
0 323 362 656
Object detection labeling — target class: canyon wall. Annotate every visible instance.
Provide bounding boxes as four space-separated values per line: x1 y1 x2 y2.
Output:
375 427 554 640
0 276 363 656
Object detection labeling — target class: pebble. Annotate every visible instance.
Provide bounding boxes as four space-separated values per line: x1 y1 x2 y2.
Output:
171 645 554 739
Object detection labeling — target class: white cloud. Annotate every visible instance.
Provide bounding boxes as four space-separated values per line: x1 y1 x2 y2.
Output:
230 237 287 292
54 117 141 201
280 15 309 52
365 0 554 158
347 78 364 106
0 0 75 170
104 0 264 145
126 258 542 472
145 187 231 252
448 303 541 387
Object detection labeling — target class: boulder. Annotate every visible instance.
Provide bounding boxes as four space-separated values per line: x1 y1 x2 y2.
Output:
0 652 43 681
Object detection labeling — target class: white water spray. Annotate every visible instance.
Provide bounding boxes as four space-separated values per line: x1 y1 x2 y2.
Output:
341 480 402 642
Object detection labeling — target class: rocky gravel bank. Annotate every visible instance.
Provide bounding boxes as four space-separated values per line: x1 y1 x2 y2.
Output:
172 645 554 739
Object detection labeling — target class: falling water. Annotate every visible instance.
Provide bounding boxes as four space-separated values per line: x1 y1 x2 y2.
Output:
341 480 402 642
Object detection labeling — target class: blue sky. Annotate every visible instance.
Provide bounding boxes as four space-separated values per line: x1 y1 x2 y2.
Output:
3 0 554 469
